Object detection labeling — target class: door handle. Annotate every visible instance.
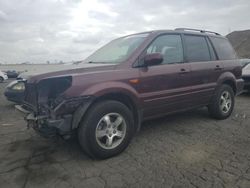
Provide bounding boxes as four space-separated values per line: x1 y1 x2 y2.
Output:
179 68 190 74
214 65 223 71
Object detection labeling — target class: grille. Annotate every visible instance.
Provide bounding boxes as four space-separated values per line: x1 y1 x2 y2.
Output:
24 83 37 110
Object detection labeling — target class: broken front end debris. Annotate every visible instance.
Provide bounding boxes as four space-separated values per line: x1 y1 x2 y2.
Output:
22 76 92 138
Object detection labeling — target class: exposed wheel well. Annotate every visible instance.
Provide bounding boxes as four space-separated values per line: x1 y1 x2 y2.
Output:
92 93 141 131
222 80 236 94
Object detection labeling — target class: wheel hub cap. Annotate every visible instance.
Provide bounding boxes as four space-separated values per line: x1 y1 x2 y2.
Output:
95 113 126 150
220 91 232 114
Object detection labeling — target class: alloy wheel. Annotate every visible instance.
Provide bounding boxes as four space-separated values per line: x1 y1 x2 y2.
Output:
220 91 232 113
95 113 126 149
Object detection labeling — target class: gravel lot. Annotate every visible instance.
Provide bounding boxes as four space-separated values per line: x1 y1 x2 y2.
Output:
0 79 250 188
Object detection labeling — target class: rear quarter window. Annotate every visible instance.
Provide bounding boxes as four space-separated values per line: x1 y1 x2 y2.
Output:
210 37 236 60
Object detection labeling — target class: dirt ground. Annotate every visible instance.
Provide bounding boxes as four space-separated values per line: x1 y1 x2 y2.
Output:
0 79 250 188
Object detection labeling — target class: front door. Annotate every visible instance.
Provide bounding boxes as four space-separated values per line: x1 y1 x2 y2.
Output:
137 34 193 119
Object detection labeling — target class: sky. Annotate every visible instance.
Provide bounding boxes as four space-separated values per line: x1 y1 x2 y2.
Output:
0 0 250 64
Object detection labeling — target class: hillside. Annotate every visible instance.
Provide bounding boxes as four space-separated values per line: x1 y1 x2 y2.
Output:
226 30 250 58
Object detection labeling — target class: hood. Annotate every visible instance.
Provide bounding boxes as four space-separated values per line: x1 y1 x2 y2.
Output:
27 63 116 83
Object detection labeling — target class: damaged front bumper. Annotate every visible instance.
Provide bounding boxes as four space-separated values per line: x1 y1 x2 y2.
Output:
18 96 93 138
25 113 72 138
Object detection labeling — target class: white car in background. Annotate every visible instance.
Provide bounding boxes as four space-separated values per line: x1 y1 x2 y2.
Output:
0 70 8 82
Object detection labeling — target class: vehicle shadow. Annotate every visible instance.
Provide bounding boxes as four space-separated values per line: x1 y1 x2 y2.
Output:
0 105 227 181
57 107 211 160
3 107 218 165
240 91 250 97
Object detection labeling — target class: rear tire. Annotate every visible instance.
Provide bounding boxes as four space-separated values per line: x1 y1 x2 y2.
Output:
0 77 3 83
78 100 134 159
208 84 235 120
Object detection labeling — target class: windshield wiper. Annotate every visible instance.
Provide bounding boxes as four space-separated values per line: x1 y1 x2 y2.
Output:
88 61 112 64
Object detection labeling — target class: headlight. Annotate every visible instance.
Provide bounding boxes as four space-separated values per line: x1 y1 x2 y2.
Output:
12 82 25 91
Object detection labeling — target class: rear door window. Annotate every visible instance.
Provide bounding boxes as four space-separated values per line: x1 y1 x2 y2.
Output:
210 37 236 60
184 35 211 62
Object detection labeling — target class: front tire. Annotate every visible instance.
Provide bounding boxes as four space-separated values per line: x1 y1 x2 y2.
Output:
208 84 235 120
78 100 134 159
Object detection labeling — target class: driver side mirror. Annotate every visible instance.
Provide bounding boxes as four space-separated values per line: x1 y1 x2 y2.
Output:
144 53 163 66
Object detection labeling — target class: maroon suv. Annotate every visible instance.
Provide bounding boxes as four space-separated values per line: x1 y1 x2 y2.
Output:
23 28 244 159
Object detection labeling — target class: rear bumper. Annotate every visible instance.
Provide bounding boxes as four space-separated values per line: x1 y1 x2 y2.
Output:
236 79 245 95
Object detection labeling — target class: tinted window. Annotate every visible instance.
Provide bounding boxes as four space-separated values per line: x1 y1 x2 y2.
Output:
210 37 236 60
146 35 184 64
207 39 217 61
185 35 211 62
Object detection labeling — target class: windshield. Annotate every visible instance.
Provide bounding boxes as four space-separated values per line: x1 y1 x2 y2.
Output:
84 33 149 64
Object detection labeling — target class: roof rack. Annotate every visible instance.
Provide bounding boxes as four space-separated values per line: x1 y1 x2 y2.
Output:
175 28 221 35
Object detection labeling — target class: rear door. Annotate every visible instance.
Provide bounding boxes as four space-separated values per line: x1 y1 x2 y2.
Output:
138 34 193 119
183 34 224 106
